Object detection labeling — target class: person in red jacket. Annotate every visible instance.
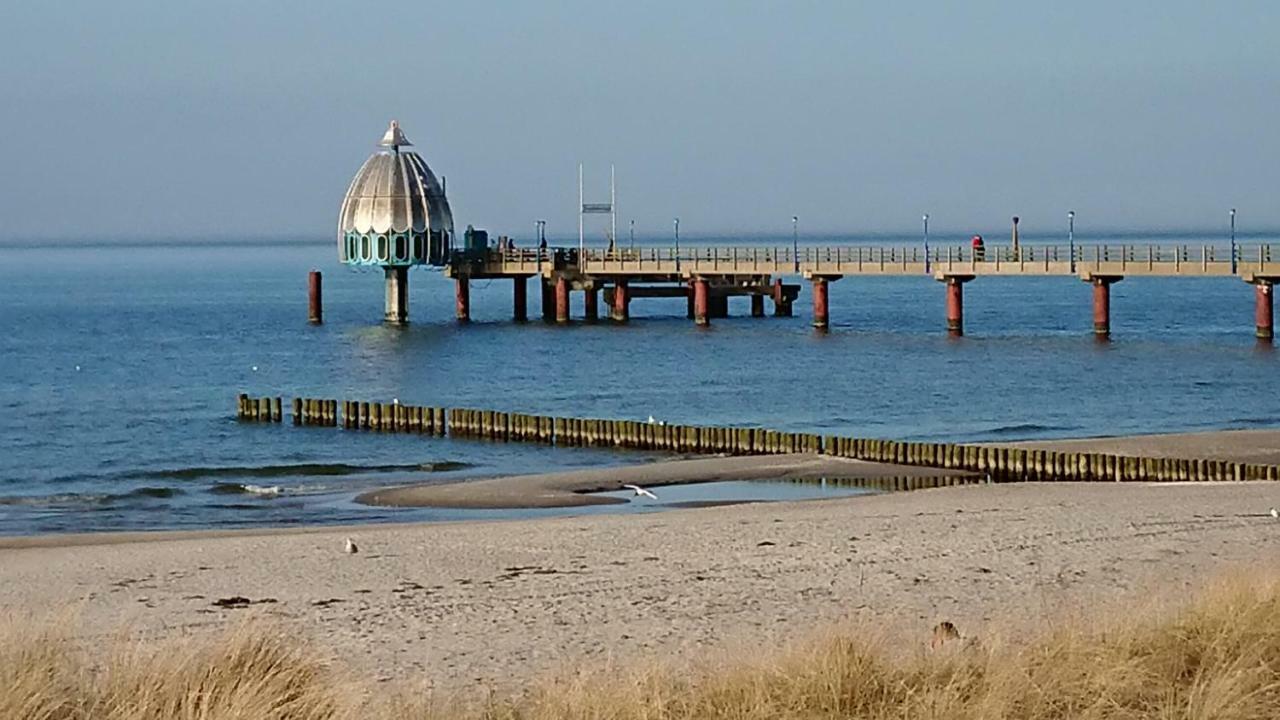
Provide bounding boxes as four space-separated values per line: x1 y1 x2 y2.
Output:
971 234 986 261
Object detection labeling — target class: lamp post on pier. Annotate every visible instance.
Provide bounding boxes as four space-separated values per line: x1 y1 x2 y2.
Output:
629 219 635 250
536 219 546 269
1068 210 1075 273
673 217 680 272
1230 208 1237 273
922 213 930 274
792 215 799 273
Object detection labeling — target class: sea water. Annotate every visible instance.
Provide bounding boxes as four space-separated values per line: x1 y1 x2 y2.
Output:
2 232 1276 534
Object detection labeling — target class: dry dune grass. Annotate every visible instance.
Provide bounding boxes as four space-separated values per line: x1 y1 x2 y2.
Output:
5 576 1280 720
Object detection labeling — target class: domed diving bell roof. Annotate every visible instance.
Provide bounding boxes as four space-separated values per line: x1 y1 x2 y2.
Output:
338 121 454 267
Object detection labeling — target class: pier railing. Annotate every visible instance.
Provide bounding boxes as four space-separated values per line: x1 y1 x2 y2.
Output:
482 243 1279 279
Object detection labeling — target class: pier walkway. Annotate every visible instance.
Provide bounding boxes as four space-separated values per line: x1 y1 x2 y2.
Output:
443 242 1279 339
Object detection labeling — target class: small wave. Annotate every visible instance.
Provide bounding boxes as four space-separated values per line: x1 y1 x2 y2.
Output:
209 483 282 497
0 486 181 507
138 460 472 481
124 486 182 499
1223 417 1280 429
0 493 110 507
981 423 1076 437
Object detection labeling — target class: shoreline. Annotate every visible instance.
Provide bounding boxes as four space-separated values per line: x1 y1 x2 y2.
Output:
2 428 1277 548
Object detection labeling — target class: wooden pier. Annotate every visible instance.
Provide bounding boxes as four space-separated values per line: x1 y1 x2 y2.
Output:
446 242 1279 338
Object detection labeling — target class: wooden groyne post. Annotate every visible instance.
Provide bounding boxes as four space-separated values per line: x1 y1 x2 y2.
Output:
308 271 323 324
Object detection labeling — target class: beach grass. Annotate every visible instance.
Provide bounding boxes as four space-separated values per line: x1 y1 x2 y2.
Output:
5 576 1280 720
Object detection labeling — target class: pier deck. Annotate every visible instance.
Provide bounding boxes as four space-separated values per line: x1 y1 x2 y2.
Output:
440 242 1279 339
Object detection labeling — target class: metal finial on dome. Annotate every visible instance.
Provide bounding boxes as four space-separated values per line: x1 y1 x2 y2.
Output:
379 120 412 148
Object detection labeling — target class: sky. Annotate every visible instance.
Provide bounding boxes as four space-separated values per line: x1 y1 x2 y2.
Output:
1 1 1277 241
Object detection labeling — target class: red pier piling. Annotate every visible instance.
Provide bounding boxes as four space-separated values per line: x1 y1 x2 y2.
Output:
812 277 829 330
937 275 972 336
612 280 630 322
454 276 470 323
1087 275 1122 337
772 278 793 316
555 276 570 324
694 278 710 326
307 270 323 324
1256 281 1275 340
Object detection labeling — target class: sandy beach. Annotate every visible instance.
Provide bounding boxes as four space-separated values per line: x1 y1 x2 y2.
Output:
4 432 1280 696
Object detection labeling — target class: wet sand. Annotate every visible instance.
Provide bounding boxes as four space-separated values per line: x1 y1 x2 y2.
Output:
357 453 973 508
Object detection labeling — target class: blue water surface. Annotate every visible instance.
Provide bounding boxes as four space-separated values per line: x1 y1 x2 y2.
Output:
1 232 1276 534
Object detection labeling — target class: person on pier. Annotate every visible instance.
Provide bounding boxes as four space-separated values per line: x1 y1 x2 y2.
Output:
971 234 986 261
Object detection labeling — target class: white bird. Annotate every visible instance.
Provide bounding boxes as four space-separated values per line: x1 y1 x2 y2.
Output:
1270 508 1278 520
251 365 258 372
344 537 359 554
623 484 658 500
647 415 657 424
74 365 81 371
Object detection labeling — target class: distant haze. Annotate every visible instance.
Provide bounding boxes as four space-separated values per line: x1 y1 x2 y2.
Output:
2 1 1277 241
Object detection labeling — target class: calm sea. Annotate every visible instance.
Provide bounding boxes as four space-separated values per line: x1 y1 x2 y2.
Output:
2 232 1277 535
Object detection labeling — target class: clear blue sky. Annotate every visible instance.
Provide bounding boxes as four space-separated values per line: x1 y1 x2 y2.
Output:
2 1 1277 241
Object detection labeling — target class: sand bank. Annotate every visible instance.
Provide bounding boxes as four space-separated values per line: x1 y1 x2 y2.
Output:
356 453 973 508
1012 428 1280 464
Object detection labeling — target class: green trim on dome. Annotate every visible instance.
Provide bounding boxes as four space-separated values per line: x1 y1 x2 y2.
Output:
339 230 432 267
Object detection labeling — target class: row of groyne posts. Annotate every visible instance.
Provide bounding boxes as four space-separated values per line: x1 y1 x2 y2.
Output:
238 394 1280 484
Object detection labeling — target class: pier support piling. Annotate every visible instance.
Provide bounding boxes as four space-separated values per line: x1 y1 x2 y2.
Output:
812 277 830 330
937 274 973 336
772 279 793 316
611 280 630 322
710 293 728 318
541 281 555 322
584 287 598 322
1255 280 1275 341
751 294 765 317
453 276 469 323
693 278 710 326
555 276 570 324
385 267 408 325
308 270 323 324
512 276 527 322
1085 275 1122 338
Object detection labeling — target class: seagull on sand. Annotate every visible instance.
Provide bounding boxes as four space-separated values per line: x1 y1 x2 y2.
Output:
624 484 658 500
344 537 359 554
1270 508 1278 520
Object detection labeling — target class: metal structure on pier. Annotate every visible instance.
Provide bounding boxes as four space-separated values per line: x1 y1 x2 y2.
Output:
331 123 1277 341
337 121 454 323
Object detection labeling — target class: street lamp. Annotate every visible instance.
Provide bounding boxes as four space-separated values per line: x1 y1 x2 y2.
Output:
1068 210 1075 272
791 215 799 273
536 219 547 269
922 213 930 273
1230 208 1237 273
629 219 635 250
673 217 680 271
